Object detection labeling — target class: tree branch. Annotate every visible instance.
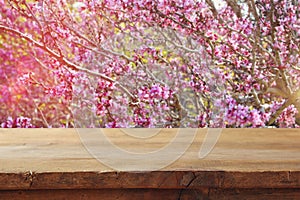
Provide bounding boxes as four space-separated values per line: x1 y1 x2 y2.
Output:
267 89 300 125
0 25 136 100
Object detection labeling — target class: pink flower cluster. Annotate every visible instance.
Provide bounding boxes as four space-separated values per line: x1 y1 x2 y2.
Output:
1 116 34 128
224 96 270 128
95 80 115 117
270 101 299 128
0 0 299 127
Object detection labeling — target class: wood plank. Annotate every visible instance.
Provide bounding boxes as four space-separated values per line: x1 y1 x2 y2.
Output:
0 188 299 200
1 129 299 172
0 129 299 192
0 171 299 190
0 189 190 200
209 188 300 200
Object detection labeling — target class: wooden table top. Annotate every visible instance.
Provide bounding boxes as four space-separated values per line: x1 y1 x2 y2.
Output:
0 128 299 190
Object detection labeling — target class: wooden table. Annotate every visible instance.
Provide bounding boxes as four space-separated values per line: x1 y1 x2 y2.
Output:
0 129 299 199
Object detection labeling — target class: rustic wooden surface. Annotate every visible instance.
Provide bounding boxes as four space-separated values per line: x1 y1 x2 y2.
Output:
1 188 299 200
0 129 299 199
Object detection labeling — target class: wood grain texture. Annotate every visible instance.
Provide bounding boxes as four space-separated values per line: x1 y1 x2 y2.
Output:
0 129 299 172
0 189 186 200
0 189 299 200
0 171 299 190
0 129 299 199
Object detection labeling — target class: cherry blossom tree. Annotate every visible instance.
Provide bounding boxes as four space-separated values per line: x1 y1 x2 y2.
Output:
0 0 299 128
